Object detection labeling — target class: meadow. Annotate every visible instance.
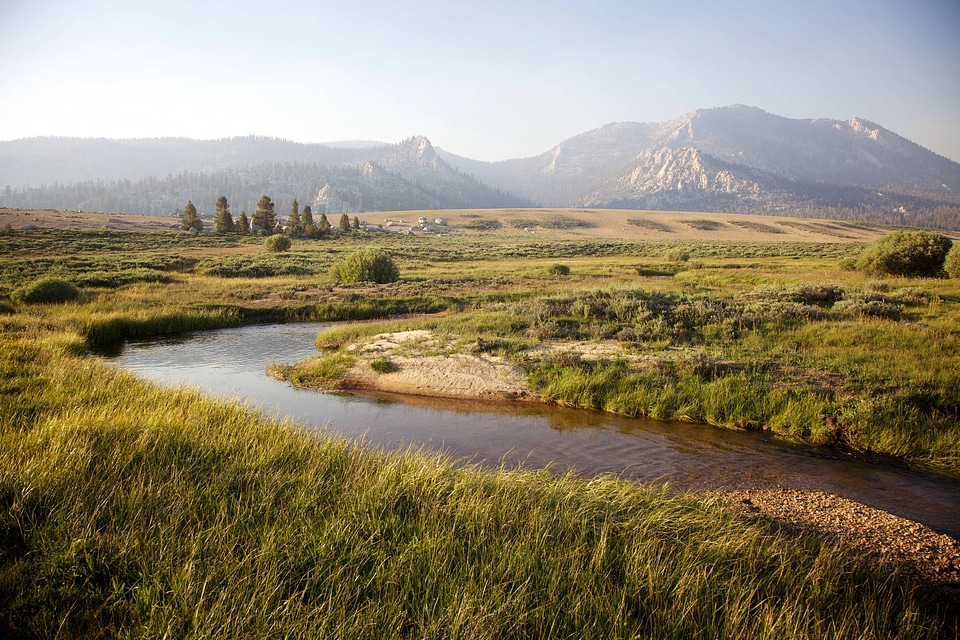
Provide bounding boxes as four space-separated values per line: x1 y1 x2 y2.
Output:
1 209 958 637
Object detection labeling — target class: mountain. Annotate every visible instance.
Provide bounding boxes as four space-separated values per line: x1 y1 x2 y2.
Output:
0 137 529 216
437 105 960 225
3 106 959 229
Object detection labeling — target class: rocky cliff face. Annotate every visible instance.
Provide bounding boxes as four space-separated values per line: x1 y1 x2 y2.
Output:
438 105 960 214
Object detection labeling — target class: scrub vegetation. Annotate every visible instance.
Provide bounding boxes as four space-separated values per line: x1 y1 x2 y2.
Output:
1 216 958 637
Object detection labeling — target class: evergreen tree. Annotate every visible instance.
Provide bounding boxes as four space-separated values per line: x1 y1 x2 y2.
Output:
181 201 202 231
339 212 351 232
319 212 332 235
301 205 316 237
288 198 301 234
252 195 276 235
238 211 250 234
214 196 234 234
352 216 360 230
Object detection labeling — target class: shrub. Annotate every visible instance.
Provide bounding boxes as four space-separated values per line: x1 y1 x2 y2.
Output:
370 357 397 373
539 214 594 229
945 244 960 279
263 235 292 252
11 277 80 304
330 249 400 284
548 263 570 276
663 248 691 262
464 219 502 231
854 231 952 278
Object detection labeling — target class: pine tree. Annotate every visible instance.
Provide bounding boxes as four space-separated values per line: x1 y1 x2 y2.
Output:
319 212 331 235
352 216 360 230
238 211 250 234
288 198 301 234
252 195 276 235
301 206 316 237
339 212 351 232
181 201 202 231
214 196 234 234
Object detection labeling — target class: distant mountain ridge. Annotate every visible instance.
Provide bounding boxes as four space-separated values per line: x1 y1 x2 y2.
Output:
437 105 960 213
0 136 529 216
2 105 959 229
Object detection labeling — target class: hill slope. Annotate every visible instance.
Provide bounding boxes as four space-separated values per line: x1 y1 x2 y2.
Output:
3 106 959 228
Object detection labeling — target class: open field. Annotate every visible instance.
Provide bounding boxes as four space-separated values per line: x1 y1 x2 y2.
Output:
1 209 959 637
2 205 905 242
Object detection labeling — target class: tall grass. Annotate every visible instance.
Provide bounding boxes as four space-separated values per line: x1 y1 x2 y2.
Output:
0 337 953 638
1 226 959 636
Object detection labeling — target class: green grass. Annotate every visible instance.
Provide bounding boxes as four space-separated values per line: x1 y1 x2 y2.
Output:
1 224 959 636
298 278 960 471
0 337 953 638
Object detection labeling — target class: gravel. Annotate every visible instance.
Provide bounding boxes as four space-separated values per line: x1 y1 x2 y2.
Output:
722 489 960 598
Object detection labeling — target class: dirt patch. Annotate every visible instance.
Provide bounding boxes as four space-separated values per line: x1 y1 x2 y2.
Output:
308 330 533 402
1 208 181 232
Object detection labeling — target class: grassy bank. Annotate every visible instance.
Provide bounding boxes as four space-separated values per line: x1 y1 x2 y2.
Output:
1 333 956 638
301 278 960 472
3 226 959 471
2 223 959 636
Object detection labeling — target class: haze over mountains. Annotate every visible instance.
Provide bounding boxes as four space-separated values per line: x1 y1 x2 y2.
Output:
2 105 958 229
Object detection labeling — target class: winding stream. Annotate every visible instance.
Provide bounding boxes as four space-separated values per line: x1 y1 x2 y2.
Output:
107 322 960 539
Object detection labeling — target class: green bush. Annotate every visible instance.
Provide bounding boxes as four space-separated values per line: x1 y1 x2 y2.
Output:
548 263 571 276
330 249 400 284
11 277 80 304
370 357 397 373
945 244 960 279
263 235 292 252
663 248 691 262
855 231 952 277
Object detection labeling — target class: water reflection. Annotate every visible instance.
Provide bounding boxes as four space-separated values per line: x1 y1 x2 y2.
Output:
108 322 960 539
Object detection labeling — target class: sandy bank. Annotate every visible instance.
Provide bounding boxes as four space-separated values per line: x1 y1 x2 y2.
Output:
304 330 535 402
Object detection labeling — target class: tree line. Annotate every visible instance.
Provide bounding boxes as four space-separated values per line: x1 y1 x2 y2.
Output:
0 160 530 218
181 195 362 238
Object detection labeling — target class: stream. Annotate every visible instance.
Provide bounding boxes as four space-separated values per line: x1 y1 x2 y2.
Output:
106 321 960 539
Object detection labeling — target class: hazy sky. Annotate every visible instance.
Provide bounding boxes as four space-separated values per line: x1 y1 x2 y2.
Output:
1 0 958 162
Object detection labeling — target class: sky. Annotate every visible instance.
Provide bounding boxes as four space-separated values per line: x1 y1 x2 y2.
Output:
1 0 959 162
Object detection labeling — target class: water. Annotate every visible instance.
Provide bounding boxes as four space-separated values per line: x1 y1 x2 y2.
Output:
107 322 960 539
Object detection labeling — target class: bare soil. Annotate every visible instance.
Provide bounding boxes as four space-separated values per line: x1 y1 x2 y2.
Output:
1 207 180 232
339 330 532 401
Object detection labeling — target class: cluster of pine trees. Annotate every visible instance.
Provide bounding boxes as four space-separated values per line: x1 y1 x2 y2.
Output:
182 195 362 238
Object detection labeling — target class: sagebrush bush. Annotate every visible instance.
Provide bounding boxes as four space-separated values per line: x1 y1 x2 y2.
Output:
663 248 691 262
330 249 399 284
945 244 960 279
11 277 80 304
855 231 952 277
263 235 292 252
